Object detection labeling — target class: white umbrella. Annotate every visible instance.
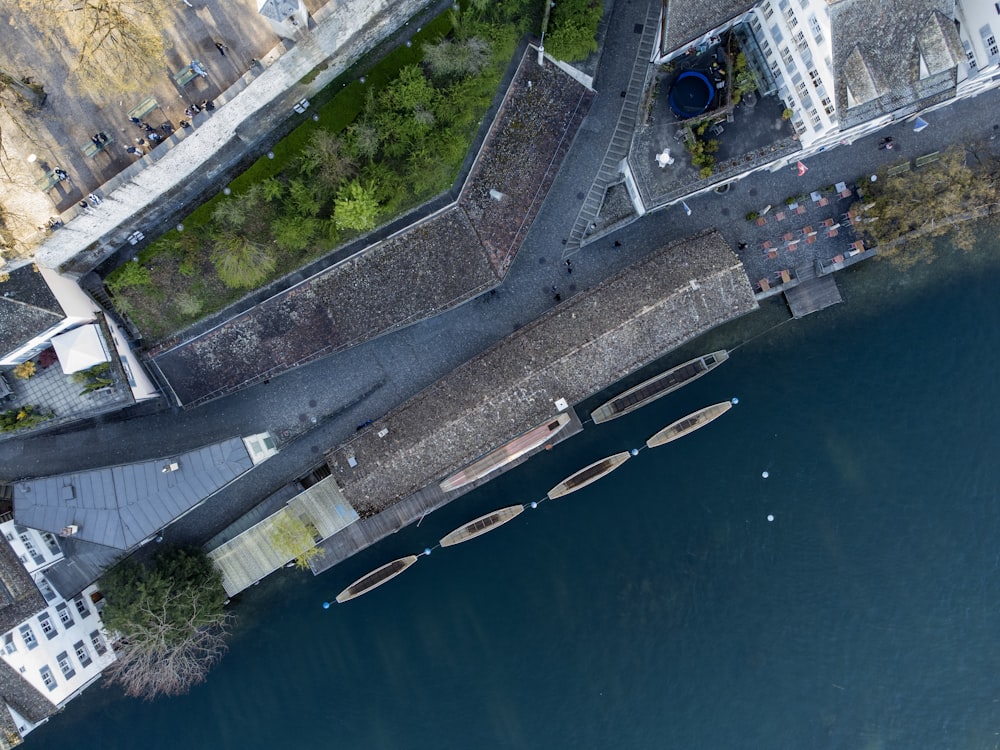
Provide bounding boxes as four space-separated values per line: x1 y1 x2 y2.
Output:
50 324 111 375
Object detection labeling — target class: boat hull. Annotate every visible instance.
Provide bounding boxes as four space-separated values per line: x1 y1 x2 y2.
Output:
646 401 732 448
439 414 571 492
547 451 631 499
336 555 419 603
590 350 728 424
439 505 525 547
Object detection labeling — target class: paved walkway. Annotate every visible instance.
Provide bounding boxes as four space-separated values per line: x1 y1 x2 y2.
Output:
4 1 1000 557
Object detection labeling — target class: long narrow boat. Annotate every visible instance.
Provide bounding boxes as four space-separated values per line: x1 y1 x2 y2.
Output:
590 350 728 424
439 505 525 547
439 414 571 492
335 555 418 603
547 451 631 499
646 401 732 448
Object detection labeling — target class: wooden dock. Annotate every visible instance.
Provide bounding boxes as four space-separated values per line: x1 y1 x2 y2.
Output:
310 407 584 575
785 275 843 318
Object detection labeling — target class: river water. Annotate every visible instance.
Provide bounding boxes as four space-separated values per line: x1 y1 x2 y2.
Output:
29 230 1000 749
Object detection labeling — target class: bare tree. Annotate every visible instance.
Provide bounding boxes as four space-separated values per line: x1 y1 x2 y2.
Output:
100 548 231 701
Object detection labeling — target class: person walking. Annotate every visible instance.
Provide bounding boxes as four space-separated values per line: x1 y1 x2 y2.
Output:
53 168 68 181
214 41 227 56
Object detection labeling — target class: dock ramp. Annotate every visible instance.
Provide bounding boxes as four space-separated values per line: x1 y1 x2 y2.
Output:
785 275 842 318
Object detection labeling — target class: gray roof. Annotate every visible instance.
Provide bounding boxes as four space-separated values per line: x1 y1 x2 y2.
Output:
831 0 963 128
0 538 46 636
662 0 756 53
13 438 253 551
258 0 299 22
0 262 64 361
39 538 122 600
0 659 56 726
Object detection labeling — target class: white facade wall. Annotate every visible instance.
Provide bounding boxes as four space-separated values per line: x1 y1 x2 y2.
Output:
0 521 116 738
955 0 1000 85
749 0 836 146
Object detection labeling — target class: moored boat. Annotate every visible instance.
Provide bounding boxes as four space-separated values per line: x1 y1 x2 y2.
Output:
439 414 571 492
335 555 419 603
547 451 631 499
439 505 525 547
590 350 728 424
646 401 732 448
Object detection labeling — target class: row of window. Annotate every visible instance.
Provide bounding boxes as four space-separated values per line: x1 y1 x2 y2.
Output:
32 633 105 692
4 596 93 653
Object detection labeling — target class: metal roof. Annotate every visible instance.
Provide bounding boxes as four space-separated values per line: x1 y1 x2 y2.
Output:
13 438 253 551
0 262 64 362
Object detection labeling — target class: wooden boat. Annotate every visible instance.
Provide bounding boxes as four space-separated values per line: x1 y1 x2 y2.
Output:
590 350 728 424
547 451 631 499
646 401 732 448
439 505 525 547
439 414 571 492
335 555 418 603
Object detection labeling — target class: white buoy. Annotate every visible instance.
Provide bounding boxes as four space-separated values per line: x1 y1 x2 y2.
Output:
762 471 769 479
767 514 774 522
630 448 639 456
424 547 432 556
731 397 739 405
530 501 538 509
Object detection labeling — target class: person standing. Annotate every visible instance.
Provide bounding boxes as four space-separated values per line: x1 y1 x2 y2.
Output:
214 41 227 56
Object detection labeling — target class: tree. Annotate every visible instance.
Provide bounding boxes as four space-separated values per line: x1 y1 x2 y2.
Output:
334 180 380 231
272 215 318 252
297 130 357 197
211 234 276 288
100 547 231 700
423 37 492 81
268 512 324 570
858 146 1000 266
18 0 169 95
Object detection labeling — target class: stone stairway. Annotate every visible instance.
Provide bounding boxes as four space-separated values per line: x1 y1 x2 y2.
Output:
565 0 661 251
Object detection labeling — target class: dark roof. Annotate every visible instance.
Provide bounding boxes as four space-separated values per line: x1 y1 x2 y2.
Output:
38 538 122 600
328 231 757 514
0 263 64 361
0 538 45 636
831 0 963 128
0 659 56 726
662 0 756 53
13 438 253 551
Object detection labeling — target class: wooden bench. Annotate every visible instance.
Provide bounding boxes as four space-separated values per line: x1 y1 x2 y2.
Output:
128 97 159 121
887 161 912 177
34 171 61 191
81 135 114 158
174 60 203 86
915 151 941 168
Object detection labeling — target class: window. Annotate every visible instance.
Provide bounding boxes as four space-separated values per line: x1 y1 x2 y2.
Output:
784 7 798 28
760 39 772 58
763 3 774 20
38 578 57 602
41 532 61 555
4 633 16 655
988 35 998 57
751 16 762 34
19 625 37 650
769 60 782 79
964 40 978 70
74 641 92 668
89 630 107 656
821 96 835 114
39 666 57 692
809 15 824 44
808 68 822 88
56 602 74 627
796 79 809 98
57 652 75 680
793 31 808 51
809 108 822 126
780 46 794 66
38 614 56 639
74 597 91 619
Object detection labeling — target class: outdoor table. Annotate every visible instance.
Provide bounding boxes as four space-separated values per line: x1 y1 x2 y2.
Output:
780 269 791 284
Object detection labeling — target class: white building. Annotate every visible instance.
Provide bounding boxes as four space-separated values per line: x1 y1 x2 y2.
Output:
0 518 116 744
654 0 1000 177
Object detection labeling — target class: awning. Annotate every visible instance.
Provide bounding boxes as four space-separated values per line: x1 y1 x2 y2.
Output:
50 324 111 374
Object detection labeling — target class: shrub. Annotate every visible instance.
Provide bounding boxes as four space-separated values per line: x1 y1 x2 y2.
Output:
106 261 152 294
12 361 35 379
334 180 380 231
211 235 277 289
746 211 759 221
